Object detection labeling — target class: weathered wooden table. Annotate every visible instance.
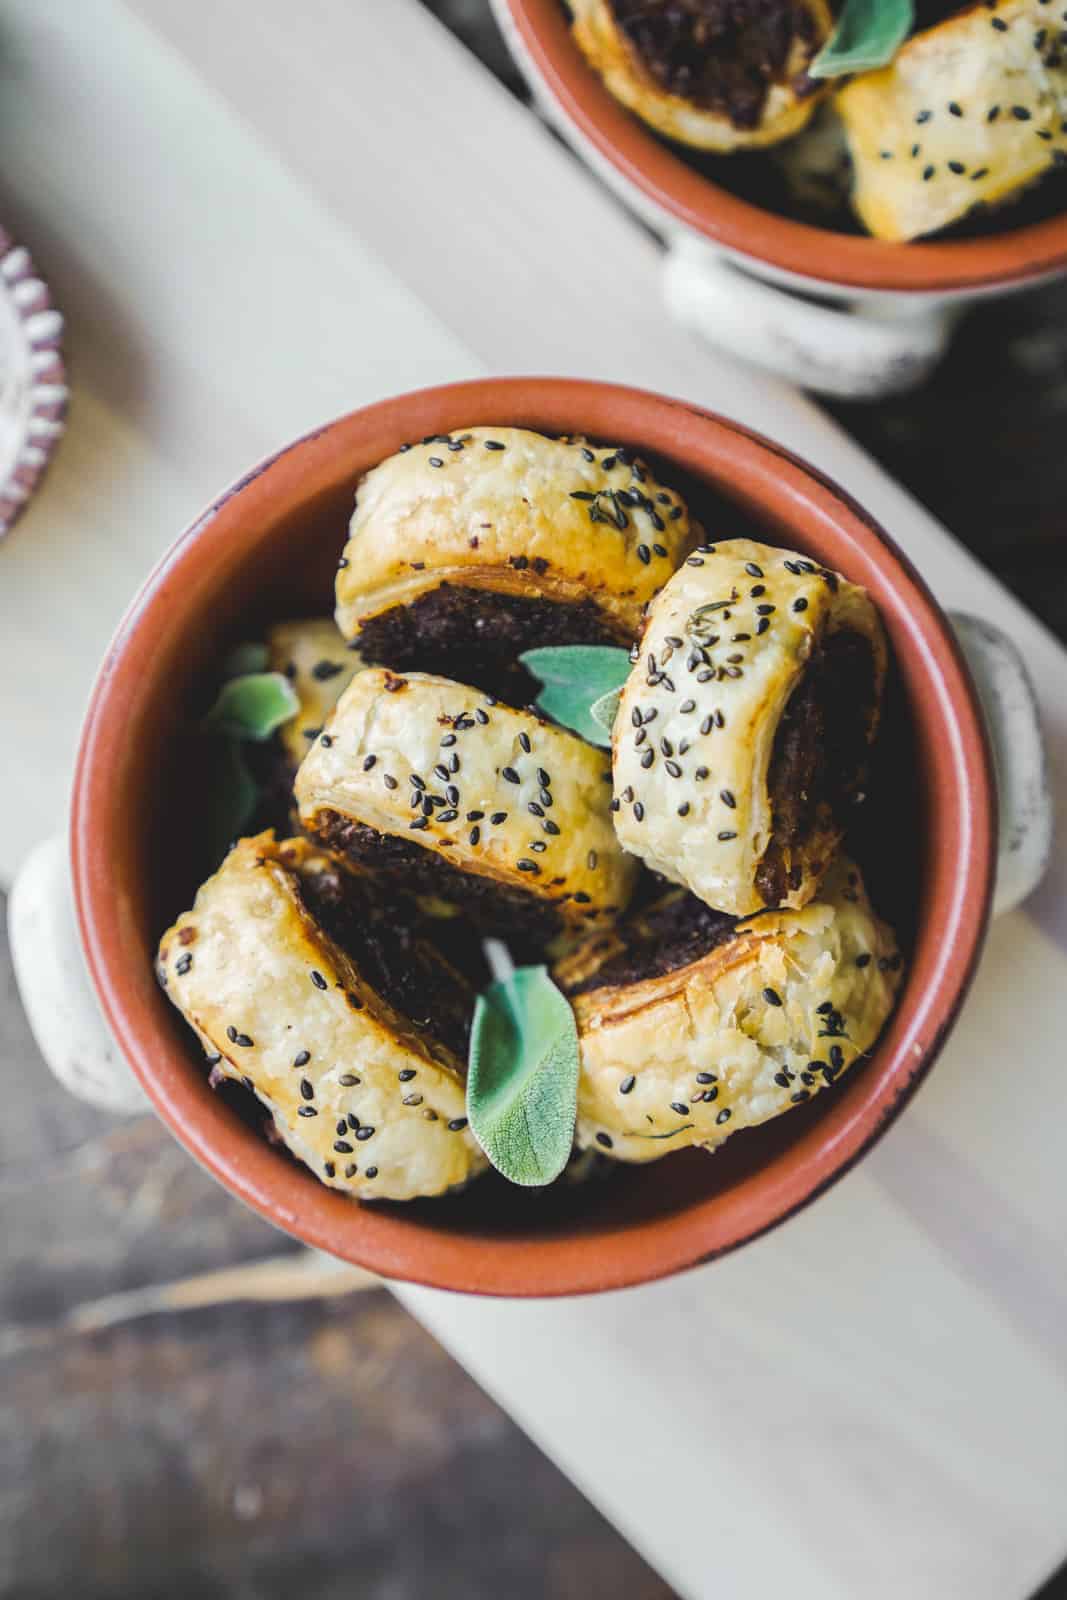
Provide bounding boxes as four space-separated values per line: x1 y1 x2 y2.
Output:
1 4 1065 1597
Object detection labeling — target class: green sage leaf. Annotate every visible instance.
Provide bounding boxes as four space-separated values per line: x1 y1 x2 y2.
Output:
205 738 260 863
220 641 270 679
809 0 912 78
519 645 631 747
202 672 300 742
590 686 623 737
467 965 580 1187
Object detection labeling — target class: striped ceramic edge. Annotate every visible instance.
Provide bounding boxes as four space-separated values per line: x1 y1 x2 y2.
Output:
0 223 68 540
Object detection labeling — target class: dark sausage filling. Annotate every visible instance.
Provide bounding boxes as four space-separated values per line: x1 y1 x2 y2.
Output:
310 810 577 945
608 0 820 130
564 890 739 996
296 860 476 1061
355 583 621 702
756 629 875 907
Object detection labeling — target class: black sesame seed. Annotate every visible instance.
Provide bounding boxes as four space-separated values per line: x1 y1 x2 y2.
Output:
436 809 458 823
633 802 645 821
484 439 506 450
948 101 963 116
695 1072 716 1085
293 1050 311 1068
636 544 651 565
793 597 808 613
716 1109 732 1125
665 760 682 778
347 1112 361 1131
720 789 736 808
619 1074 636 1095
1012 105 1032 119
855 953 871 968
428 456 444 468
355 1126 375 1141
774 1072 791 1089
339 1074 360 1087
448 1117 468 1132
491 811 508 825
469 826 481 845
344 1163 357 1178
365 1166 378 1178
671 1102 689 1116
744 562 764 577
543 819 561 835
596 1132 614 1149
695 766 709 781
502 766 520 784
916 109 932 124
518 731 532 753
298 1106 318 1118
324 1161 336 1178
763 987 783 1007
717 830 737 841
677 802 690 817
790 1092 809 1104
175 953 192 976
310 970 327 991
640 750 654 769
334 1140 353 1154
300 1078 314 1101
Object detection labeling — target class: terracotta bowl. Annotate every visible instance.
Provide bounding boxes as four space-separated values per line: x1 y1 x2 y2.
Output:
71 378 994 1296
501 0 1067 295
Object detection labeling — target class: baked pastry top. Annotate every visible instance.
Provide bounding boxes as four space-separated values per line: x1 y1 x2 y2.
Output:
156 833 487 1203
611 537 886 917
555 855 902 1162
295 667 639 936
334 427 699 676
570 0 832 152
266 618 361 771
836 0 1067 241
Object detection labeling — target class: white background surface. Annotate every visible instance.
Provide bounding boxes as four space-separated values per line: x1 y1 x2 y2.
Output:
1 4 1065 1597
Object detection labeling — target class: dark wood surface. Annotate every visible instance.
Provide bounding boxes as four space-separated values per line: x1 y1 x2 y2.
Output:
2 6 1065 1597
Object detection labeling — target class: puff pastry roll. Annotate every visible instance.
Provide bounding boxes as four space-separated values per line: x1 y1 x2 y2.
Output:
295 668 638 939
836 0 1067 242
555 856 902 1163
612 538 886 917
156 834 487 1203
266 618 362 772
570 0 831 152
334 427 698 694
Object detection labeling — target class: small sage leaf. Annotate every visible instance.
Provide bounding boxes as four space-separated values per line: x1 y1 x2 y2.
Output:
809 0 913 77
202 672 300 741
205 738 260 864
520 645 631 747
590 686 623 737
221 641 270 679
467 965 580 1187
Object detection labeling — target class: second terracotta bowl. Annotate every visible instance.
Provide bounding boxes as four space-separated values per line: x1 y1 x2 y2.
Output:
71 377 994 1296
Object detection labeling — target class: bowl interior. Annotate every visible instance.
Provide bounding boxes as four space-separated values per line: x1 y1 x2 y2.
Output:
507 0 1067 294
73 378 993 1294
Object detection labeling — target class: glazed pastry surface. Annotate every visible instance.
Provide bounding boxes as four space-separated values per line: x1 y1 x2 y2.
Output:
334 426 699 651
836 0 1067 241
266 618 362 770
555 856 902 1162
611 538 886 917
570 0 832 152
156 833 486 1203
295 668 638 932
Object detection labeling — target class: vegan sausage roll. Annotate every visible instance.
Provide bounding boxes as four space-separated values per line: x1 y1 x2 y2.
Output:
266 618 362 772
295 668 639 940
334 427 699 695
156 833 487 1203
554 855 902 1163
836 0 1067 242
569 0 832 152
612 538 887 917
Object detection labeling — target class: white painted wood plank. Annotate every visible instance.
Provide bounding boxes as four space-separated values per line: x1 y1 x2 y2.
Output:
1 5 1064 1598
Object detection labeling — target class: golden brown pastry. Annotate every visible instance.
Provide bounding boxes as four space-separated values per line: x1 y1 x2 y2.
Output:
295 668 639 939
611 538 886 917
570 0 832 152
266 618 362 771
334 427 699 693
156 833 487 1203
555 856 902 1163
836 0 1067 242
